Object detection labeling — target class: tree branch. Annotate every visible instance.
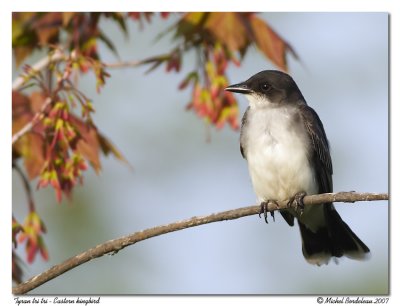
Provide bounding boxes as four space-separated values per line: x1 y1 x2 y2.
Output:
12 50 65 91
11 53 156 145
12 191 387 294
12 50 66 145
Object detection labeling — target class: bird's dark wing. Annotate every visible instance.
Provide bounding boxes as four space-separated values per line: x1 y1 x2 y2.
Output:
298 105 370 262
299 104 333 193
239 107 250 159
280 210 295 226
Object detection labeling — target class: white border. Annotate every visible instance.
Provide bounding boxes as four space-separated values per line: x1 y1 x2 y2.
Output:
4 1 397 306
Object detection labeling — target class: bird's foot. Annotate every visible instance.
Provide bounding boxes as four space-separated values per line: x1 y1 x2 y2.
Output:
287 191 307 215
259 200 279 224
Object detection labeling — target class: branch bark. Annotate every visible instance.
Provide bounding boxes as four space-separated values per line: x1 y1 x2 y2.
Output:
12 191 388 295
102 59 149 69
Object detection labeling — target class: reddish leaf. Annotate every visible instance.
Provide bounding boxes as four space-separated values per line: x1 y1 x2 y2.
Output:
128 12 141 20
205 13 248 52
248 15 291 71
30 91 47 113
62 12 76 26
18 212 48 264
21 133 46 180
128 12 154 24
71 119 101 173
160 12 170 19
38 237 49 261
31 13 62 45
12 91 32 134
166 51 181 72
12 91 30 110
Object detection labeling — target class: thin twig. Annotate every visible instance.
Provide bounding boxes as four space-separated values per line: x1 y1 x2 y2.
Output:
12 163 36 212
102 59 148 69
12 191 388 294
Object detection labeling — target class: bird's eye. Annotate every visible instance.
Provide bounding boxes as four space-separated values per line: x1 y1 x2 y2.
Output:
261 83 271 92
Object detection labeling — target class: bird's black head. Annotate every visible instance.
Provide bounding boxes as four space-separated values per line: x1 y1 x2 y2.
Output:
225 70 304 106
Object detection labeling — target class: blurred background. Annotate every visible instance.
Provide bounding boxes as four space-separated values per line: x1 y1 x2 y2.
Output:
12 12 388 294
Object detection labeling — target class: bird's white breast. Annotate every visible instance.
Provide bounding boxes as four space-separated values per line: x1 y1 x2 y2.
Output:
242 99 318 203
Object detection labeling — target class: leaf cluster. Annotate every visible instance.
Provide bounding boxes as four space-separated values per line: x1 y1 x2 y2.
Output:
12 12 295 283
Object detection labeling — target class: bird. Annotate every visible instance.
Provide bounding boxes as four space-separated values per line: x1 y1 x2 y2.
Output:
225 70 370 265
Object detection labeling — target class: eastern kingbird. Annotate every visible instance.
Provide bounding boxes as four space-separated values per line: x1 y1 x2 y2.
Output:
225 70 370 265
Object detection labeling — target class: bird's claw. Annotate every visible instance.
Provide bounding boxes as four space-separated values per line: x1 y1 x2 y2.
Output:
259 200 279 223
287 191 306 215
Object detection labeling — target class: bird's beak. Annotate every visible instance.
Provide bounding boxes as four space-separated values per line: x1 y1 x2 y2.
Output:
225 82 252 94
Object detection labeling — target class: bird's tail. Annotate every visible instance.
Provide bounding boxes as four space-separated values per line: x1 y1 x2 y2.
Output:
298 204 370 266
